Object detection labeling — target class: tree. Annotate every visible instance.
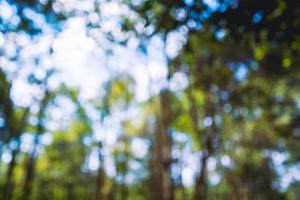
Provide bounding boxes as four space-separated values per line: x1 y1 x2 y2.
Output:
124 0 300 199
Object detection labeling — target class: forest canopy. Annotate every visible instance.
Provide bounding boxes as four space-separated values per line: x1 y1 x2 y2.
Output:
0 0 300 200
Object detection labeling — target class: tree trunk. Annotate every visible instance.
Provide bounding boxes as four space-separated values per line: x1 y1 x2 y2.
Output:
21 90 49 200
21 134 39 200
22 157 35 200
160 126 174 200
150 126 173 200
187 87 216 200
120 138 129 200
95 142 105 200
149 90 174 200
193 149 209 200
66 183 75 200
2 142 20 200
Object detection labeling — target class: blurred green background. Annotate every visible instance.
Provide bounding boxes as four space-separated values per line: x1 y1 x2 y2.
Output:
0 0 300 200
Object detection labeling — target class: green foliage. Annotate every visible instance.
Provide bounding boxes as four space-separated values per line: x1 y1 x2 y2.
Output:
1 0 300 200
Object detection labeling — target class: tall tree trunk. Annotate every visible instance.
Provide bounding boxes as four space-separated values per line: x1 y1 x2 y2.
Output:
121 138 129 200
1 108 28 200
187 87 217 200
150 90 174 200
95 167 105 200
192 130 216 200
21 90 49 200
22 157 35 200
2 140 20 200
193 148 209 200
66 183 75 200
149 140 162 200
95 142 105 200
21 134 39 200
160 127 174 200
178 148 187 200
